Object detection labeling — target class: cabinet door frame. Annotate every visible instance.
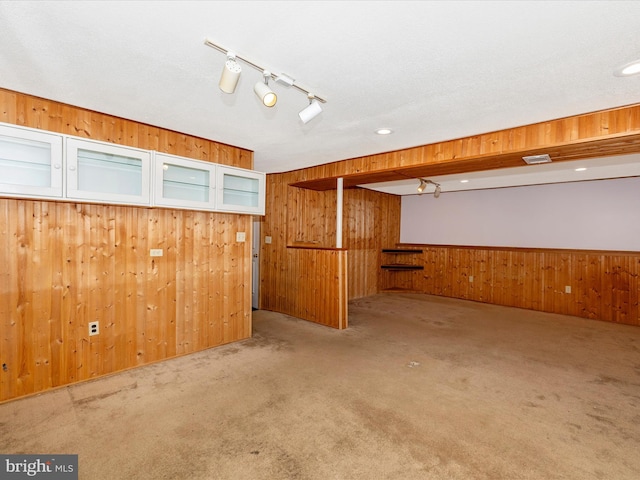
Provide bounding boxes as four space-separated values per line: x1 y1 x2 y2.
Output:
215 165 265 215
65 137 151 205
152 152 217 211
0 123 64 199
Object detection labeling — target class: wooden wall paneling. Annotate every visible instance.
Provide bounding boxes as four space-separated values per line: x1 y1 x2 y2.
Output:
49 203 64 387
342 188 399 299
0 89 17 122
31 201 52 393
203 212 216 349
0 200 14 400
0 89 254 402
120 206 137 370
17 200 36 396
395 245 639 327
583 253 603 320
602 255 628 324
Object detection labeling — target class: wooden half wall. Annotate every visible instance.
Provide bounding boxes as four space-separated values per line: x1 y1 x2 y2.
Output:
260 172 401 327
381 245 640 326
263 103 640 329
0 89 254 402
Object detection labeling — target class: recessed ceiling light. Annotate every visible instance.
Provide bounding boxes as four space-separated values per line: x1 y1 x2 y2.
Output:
375 128 393 135
460 179 469 183
575 167 587 172
614 59 640 77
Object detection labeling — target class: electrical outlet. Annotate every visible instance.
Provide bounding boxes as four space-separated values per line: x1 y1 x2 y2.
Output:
150 249 163 257
565 285 572 294
265 236 272 244
469 275 474 283
89 321 99 336
236 231 246 242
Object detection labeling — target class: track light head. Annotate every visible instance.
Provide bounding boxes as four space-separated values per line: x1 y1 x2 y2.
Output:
219 53 241 94
299 95 323 124
254 70 277 107
417 178 441 197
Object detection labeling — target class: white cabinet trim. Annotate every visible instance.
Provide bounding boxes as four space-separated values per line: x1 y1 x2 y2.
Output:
0 123 64 199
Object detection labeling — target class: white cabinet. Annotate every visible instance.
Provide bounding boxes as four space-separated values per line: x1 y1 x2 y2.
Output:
0 122 265 215
66 138 151 205
216 166 265 215
153 153 216 211
0 123 63 199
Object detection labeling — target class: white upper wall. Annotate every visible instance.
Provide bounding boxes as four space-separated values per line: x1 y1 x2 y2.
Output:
400 177 640 251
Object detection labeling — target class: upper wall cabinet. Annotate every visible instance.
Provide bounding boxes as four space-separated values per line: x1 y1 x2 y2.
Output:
66 138 151 205
153 153 217 211
0 123 63 199
0 122 264 215
216 165 265 215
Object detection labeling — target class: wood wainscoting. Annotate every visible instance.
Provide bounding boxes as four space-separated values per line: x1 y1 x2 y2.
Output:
382 244 640 326
0 89 254 402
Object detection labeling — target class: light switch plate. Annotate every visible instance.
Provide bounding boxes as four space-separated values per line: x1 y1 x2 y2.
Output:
236 232 246 242
265 236 272 244
150 249 163 257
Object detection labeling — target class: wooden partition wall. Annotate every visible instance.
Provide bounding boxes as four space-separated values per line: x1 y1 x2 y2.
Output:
0 89 253 402
381 245 640 326
264 103 640 329
260 171 400 327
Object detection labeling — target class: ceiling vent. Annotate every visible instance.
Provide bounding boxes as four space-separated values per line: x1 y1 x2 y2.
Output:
522 154 552 165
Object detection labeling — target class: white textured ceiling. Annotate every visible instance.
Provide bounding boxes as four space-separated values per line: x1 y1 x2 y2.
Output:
1 0 640 180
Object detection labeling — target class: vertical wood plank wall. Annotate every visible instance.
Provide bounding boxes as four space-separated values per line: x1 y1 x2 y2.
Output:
0 89 253 402
343 188 400 299
381 245 640 326
261 172 401 326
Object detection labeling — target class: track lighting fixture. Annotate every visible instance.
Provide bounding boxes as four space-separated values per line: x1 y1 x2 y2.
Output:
218 52 242 94
417 178 441 197
204 38 326 121
299 94 323 124
254 70 277 107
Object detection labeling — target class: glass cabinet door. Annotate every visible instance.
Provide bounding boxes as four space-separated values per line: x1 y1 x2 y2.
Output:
0 123 63 199
216 166 265 215
153 153 216 210
66 138 151 205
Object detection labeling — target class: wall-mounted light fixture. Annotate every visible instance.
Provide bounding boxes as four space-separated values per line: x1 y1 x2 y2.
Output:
417 178 441 197
205 38 327 122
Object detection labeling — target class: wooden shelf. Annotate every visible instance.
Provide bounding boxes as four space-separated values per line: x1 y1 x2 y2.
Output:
381 248 423 254
381 264 424 271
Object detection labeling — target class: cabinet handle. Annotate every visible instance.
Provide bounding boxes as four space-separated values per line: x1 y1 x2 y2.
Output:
68 165 76 171
54 164 61 169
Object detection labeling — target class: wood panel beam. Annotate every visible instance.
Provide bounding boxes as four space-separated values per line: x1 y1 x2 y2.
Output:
291 104 640 190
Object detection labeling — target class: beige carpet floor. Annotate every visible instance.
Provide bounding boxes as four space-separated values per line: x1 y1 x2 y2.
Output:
1 293 640 479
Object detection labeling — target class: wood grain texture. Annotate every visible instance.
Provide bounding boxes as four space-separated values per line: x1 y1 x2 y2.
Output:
261 169 400 326
389 244 640 326
0 89 253 402
289 103 640 190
